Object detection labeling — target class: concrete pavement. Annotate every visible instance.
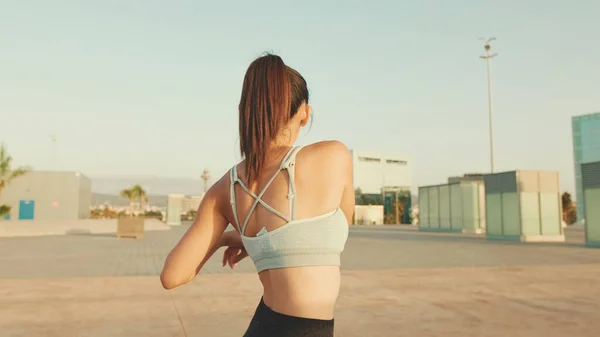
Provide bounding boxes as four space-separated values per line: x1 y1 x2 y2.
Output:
0 219 171 238
1 225 599 336
0 225 595 279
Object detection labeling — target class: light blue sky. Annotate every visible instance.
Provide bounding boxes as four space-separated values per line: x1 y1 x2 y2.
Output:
1 0 598 196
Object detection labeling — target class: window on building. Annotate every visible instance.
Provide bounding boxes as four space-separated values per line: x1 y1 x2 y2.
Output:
358 156 381 163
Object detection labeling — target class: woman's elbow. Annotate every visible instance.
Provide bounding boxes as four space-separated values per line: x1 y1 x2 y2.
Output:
160 268 196 290
160 270 183 290
160 273 174 290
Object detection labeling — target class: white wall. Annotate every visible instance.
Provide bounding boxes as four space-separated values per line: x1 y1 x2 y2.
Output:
77 173 92 219
351 149 412 194
167 194 184 225
183 195 204 213
0 171 88 221
354 205 384 225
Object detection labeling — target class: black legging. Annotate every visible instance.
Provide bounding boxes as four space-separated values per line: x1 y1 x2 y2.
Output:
242 298 334 337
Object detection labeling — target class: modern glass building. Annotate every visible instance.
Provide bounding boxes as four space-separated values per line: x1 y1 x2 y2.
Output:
572 112 600 222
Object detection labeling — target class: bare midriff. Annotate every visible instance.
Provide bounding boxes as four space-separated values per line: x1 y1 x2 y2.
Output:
259 265 341 320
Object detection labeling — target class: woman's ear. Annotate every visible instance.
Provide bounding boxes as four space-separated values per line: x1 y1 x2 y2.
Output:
300 105 311 127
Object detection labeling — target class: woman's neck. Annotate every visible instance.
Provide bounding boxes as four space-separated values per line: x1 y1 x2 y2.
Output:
269 133 297 152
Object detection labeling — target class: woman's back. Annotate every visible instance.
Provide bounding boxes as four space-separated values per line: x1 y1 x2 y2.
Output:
225 141 354 319
160 53 354 336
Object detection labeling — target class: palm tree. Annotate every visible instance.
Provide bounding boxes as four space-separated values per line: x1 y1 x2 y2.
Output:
0 143 30 194
0 204 11 218
131 184 147 213
119 188 135 215
0 144 30 217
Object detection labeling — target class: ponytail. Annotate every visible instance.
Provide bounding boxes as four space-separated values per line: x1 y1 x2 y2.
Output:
238 54 291 184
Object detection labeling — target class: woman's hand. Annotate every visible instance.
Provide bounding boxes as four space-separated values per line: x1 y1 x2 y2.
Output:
221 230 248 269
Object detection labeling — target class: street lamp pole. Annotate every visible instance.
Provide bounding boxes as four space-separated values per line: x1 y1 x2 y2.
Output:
479 37 498 173
200 169 211 194
49 135 57 171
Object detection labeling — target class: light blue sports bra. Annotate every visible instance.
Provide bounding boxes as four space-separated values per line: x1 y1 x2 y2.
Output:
229 146 349 273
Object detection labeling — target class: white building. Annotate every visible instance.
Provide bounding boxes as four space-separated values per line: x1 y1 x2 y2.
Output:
0 171 91 221
350 150 412 194
183 195 204 213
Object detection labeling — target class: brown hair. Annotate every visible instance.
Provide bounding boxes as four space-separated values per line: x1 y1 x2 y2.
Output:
238 53 309 183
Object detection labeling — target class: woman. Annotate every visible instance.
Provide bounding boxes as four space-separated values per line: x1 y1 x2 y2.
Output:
160 53 354 337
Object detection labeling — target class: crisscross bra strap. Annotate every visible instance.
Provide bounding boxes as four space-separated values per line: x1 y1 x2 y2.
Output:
229 146 304 235
229 168 243 232
280 146 303 220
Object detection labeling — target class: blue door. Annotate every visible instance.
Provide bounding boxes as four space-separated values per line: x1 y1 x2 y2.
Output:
18 200 35 220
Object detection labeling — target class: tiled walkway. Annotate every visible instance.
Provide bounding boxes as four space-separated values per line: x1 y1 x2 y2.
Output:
1 226 599 336
1 225 596 279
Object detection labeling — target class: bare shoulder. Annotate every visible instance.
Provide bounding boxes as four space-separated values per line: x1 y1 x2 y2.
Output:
202 169 233 209
301 140 352 168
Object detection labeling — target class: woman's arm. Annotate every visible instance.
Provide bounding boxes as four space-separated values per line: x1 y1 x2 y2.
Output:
330 141 355 224
160 178 230 289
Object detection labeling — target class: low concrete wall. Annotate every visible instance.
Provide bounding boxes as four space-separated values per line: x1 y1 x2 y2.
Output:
0 219 171 238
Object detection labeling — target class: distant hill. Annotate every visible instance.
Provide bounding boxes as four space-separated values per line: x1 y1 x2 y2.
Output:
90 175 207 196
89 175 418 207
92 193 169 207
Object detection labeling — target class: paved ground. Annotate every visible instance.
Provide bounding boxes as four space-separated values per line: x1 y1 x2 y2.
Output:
0 225 593 279
0 219 170 238
1 225 599 336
